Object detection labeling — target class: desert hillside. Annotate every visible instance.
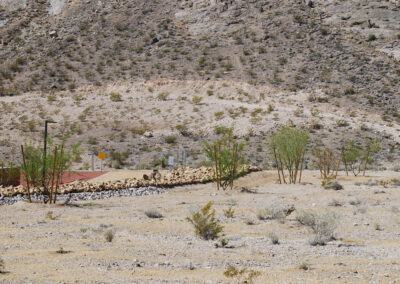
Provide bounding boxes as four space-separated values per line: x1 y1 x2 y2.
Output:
0 0 399 168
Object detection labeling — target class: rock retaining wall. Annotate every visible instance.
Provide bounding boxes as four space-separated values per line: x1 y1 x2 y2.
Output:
0 166 260 197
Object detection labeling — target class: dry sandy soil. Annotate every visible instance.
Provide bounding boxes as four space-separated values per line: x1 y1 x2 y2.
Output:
1 170 400 283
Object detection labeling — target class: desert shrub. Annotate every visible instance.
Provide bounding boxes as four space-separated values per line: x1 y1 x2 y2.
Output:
192 96 203 104
269 126 309 184
175 124 190 136
257 202 295 223
164 135 177 144
214 125 231 135
104 230 115 242
223 265 261 284
145 209 163 219
65 35 75 42
299 262 311 270
46 211 61 220
367 34 377 41
109 150 129 169
268 232 279 244
186 202 223 240
343 140 380 176
203 127 245 190
214 111 224 119
296 210 338 245
157 92 169 101
110 92 122 102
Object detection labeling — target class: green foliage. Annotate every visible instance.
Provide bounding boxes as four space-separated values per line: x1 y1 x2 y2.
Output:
21 139 82 197
203 127 245 190
343 140 380 176
109 92 122 102
223 265 261 283
269 126 309 184
109 150 129 169
186 202 223 240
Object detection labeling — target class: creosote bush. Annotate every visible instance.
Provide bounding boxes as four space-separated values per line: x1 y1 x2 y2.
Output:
186 202 223 240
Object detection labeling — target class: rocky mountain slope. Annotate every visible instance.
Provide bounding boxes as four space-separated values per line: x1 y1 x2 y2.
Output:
0 0 399 168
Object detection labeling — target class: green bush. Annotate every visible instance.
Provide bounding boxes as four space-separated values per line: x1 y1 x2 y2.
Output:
367 34 377 41
343 140 380 176
110 92 122 102
186 202 223 240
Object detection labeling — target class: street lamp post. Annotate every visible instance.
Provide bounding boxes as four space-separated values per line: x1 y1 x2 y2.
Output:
42 120 57 189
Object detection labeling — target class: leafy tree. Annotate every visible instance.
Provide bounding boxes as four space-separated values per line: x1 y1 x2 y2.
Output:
203 127 245 190
270 126 309 184
20 139 82 203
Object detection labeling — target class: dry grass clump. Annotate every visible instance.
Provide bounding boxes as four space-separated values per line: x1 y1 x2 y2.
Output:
223 207 235 218
257 202 295 223
104 230 115 242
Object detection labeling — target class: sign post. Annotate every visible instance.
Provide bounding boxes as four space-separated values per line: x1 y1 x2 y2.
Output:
168 156 174 167
98 153 106 171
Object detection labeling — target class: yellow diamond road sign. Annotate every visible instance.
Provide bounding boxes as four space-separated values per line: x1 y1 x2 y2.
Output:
98 153 106 160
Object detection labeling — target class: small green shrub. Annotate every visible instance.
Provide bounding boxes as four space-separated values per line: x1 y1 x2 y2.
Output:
367 34 377 41
186 202 223 240
110 92 122 102
223 265 261 283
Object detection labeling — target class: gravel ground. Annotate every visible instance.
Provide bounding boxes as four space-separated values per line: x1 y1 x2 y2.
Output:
0 171 399 283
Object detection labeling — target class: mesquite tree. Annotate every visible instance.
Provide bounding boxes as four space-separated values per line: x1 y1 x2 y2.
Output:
203 127 245 190
270 126 309 184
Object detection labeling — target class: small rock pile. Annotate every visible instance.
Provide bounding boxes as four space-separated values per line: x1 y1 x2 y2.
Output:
0 166 260 197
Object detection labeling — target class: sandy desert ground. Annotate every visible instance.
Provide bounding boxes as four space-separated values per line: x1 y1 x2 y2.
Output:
0 170 400 283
